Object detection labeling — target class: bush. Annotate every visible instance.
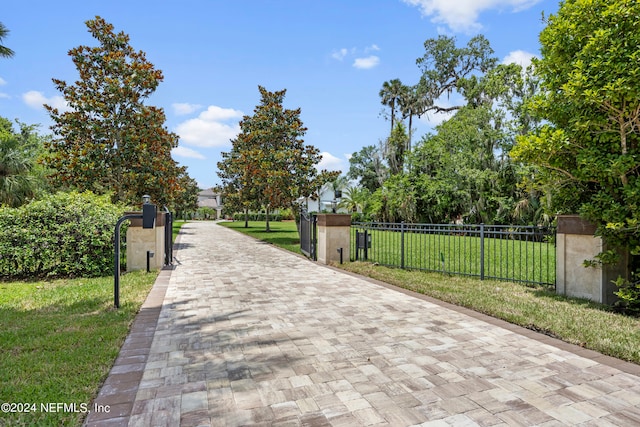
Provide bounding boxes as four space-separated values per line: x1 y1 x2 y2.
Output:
0 191 125 279
232 213 282 222
614 275 640 315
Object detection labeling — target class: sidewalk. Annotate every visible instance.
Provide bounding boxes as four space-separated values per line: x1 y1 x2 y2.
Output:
86 221 640 426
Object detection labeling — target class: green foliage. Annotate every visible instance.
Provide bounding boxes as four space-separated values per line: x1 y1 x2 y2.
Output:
513 0 640 286
357 35 540 225
338 186 372 219
231 212 283 222
0 191 124 279
416 35 497 115
218 86 339 230
614 275 640 315
0 272 155 426
347 144 387 193
43 16 190 207
0 117 50 207
0 22 14 58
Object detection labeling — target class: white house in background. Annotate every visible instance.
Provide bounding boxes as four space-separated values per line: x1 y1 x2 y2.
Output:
197 189 223 219
299 181 356 214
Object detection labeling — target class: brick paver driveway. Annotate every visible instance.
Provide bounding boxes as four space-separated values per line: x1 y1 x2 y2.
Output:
86 221 640 426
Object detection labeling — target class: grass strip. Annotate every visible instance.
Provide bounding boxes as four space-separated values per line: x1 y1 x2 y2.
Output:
218 220 301 254
0 271 157 426
0 220 185 426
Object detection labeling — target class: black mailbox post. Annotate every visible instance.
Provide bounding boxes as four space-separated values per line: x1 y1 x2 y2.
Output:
142 202 156 229
113 195 156 308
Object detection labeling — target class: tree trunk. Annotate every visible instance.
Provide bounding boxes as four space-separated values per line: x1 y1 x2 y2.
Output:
244 208 248 228
265 205 271 232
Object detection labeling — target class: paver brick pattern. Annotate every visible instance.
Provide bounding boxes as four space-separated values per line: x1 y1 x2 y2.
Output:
94 221 640 426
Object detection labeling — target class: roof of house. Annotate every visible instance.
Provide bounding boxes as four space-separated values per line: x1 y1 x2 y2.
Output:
197 189 221 209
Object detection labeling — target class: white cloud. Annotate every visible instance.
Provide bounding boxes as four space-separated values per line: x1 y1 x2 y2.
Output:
353 56 380 70
0 77 6 86
402 0 542 33
332 46 380 69
22 90 68 111
172 145 206 160
317 151 346 173
172 102 203 115
175 105 243 148
502 50 536 68
332 48 349 61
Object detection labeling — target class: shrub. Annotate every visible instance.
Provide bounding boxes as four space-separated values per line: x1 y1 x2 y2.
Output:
0 191 125 279
614 275 640 316
232 213 282 222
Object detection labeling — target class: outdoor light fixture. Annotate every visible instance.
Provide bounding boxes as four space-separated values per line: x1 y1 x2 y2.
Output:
142 194 151 204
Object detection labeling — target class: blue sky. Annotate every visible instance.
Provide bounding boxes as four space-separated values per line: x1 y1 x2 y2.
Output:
2 0 558 189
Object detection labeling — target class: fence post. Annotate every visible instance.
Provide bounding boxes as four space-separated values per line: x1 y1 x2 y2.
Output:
401 221 405 269
480 223 485 280
364 229 368 261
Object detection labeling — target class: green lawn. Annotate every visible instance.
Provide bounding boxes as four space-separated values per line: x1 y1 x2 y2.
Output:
222 220 640 364
0 272 156 427
0 220 186 427
351 226 555 285
218 220 302 254
173 219 186 241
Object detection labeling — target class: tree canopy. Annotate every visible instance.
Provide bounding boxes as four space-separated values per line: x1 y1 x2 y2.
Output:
43 16 192 208
0 118 49 207
351 34 537 225
218 86 339 229
512 0 640 257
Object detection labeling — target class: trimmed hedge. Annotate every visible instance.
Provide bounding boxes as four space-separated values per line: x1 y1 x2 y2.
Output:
232 213 283 222
0 191 125 279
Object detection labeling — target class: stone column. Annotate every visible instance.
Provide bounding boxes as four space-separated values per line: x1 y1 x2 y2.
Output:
126 212 166 271
316 214 351 265
556 215 627 304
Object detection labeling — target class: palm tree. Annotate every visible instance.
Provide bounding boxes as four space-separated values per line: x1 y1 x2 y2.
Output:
379 79 404 135
338 186 371 215
0 119 44 207
326 175 349 212
0 137 37 207
0 23 15 58
398 84 428 154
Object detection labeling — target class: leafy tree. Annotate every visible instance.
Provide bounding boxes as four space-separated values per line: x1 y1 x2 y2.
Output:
217 143 261 227
347 144 388 193
0 22 14 58
0 118 49 207
371 174 417 223
512 0 640 255
172 174 200 219
416 35 497 115
370 35 536 224
43 16 185 207
338 185 372 216
218 86 338 231
385 122 409 175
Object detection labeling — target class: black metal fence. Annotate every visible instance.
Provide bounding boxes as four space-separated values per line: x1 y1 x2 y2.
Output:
351 222 556 286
